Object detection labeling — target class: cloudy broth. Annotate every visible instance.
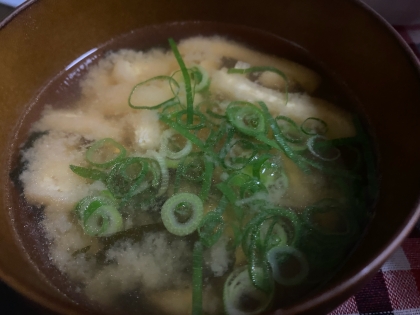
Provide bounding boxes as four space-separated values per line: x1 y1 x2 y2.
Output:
8 22 377 315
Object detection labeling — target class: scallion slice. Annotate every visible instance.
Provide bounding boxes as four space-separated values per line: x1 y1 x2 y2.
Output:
192 65 211 92
307 135 341 161
223 266 273 315
146 150 169 196
198 211 225 248
168 38 194 125
128 75 180 110
258 101 310 173
83 204 123 237
266 245 309 286
69 165 106 181
301 117 328 135
161 193 204 236
106 157 149 199
275 115 305 143
175 109 207 130
192 241 203 315
199 156 214 202
74 193 117 221
86 138 126 169
303 199 351 235
160 129 193 160
226 101 266 136
221 139 258 171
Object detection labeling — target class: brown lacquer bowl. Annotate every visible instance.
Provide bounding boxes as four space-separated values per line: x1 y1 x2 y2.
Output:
0 0 420 314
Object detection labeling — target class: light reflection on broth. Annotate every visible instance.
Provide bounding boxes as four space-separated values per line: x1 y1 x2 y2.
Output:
8 22 376 315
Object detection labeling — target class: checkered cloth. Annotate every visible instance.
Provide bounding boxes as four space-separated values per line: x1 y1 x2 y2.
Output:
329 24 420 315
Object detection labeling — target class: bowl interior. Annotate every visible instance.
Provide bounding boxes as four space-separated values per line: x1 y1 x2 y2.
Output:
1 0 420 314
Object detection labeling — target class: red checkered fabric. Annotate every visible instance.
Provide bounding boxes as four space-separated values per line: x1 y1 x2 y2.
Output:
329 220 420 314
329 24 420 315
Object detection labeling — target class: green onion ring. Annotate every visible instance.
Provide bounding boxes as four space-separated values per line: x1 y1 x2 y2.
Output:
223 266 273 315
226 101 266 136
307 135 341 161
86 138 126 169
301 117 328 135
175 109 207 130
198 211 225 248
192 65 211 92
74 194 117 221
69 165 106 181
160 129 193 160
266 245 309 286
83 204 123 237
128 75 180 110
146 150 169 196
258 101 310 173
275 115 305 143
106 157 149 198
161 193 204 236
221 139 258 171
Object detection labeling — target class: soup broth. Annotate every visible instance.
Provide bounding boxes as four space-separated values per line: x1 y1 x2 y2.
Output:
8 22 377 315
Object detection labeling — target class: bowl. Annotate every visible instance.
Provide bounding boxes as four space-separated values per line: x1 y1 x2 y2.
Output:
1 0 420 314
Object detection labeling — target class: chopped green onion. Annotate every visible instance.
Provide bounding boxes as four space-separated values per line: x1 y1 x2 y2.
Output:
242 208 301 258
226 101 266 136
258 101 310 173
83 204 124 237
275 115 305 143
128 75 180 110
192 241 203 315
146 150 169 196
221 139 258 171
247 226 274 293
303 199 351 235
301 117 328 135
74 194 117 221
216 173 267 214
199 156 214 202
106 157 149 199
159 114 214 158
181 153 207 182
69 165 106 181
266 245 309 286
192 65 211 92
175 109 207 130
198 211 225 248
307 135 341 161
168 38 194 125
260 219 288 252
223 266 273 315
161 193 204 236
160 129 193 160
196 100 226 122
86 138 126 168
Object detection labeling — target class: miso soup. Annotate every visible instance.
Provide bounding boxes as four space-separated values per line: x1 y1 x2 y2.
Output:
9 22 377 315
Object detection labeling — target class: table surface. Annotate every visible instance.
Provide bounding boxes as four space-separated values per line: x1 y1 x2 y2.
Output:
1 3 420 315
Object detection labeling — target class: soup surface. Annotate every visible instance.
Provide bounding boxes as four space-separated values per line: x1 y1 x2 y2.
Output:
10 23 377 315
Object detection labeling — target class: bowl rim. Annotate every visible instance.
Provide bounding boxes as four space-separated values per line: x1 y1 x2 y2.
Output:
1 0 420 314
